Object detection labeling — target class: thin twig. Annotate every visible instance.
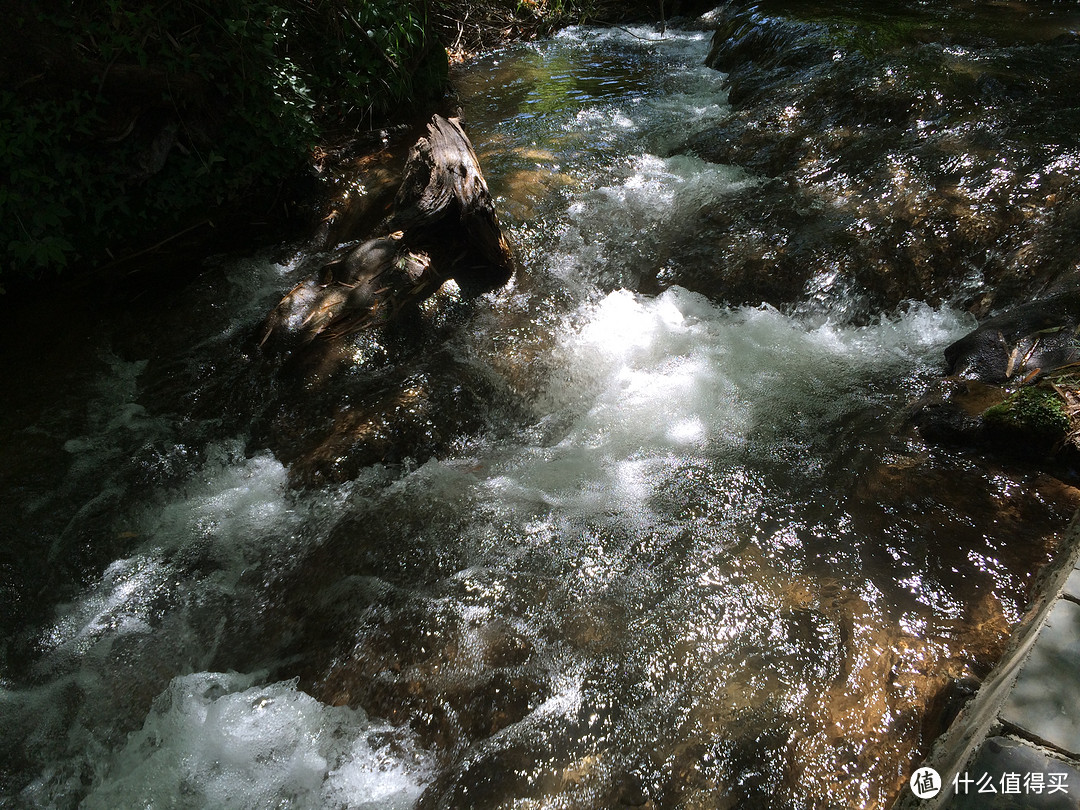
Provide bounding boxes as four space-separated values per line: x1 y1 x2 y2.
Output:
103 219 212 272
344 10 400 71
609 24 667 41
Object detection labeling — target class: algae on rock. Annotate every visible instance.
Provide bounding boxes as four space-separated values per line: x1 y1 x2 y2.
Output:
981 386 1071 453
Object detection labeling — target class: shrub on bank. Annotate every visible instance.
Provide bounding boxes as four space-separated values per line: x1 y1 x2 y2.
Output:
0 0 448 288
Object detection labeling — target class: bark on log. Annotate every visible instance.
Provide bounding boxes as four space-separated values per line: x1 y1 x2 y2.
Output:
261 115 512 348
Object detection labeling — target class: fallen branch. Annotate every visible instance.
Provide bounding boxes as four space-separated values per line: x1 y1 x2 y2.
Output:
95 219 212 274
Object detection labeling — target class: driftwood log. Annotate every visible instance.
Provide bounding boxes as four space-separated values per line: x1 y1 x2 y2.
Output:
260 115 513 347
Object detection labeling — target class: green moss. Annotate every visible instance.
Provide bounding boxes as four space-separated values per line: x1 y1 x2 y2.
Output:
982 386 1070 450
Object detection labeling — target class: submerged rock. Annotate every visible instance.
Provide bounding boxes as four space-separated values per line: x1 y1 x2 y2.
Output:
256 354 512 488
909 378 1008 449
673 1 1080 315
251 116 518 486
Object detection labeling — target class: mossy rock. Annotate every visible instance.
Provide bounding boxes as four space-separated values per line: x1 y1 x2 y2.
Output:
981 386 1070 453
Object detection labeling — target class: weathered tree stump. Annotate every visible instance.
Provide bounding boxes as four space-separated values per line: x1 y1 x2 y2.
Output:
260 115 513 347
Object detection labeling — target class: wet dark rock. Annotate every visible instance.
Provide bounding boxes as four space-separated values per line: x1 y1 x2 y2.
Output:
921 676 981 745
909 379 1009 448
675 1 1080 315
706 9 827 77
250 349 512 487
911 292 1080 465
649 178 838 309
416 746 544 810
944 291 1080 384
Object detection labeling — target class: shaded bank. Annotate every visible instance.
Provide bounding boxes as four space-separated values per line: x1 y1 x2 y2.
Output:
0 1 452 290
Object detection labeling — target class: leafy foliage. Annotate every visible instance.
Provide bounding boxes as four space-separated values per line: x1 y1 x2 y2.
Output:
1 0 449 285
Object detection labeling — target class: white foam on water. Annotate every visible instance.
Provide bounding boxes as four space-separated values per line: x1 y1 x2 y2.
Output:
5 24 989 810
39 447 301 663
81 672 433 810
136 446 299 559
42 555 168 656
10 447 383 809
552 153 754 290
10 297 972 810
554 23 713 54
479 288 972 538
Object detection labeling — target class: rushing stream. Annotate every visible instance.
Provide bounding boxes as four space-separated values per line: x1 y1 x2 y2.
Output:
4 9 1080 810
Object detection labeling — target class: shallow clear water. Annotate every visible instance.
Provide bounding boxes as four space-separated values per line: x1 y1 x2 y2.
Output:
2 20 1079 810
